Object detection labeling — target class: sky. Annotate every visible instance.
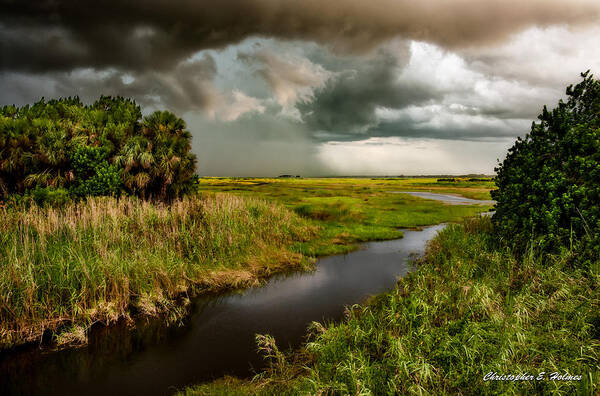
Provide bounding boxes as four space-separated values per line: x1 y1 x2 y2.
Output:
1 0 600 176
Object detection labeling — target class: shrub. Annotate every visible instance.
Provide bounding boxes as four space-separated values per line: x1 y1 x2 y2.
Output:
492 72 600 265
69 145 122 197
31 187 71 207
0 96 197 202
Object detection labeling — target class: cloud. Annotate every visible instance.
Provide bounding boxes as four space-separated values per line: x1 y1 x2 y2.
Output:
35 54 220 113
371 106 530 141
297 37 597 143
317 137 513 175
238 49 330 108
297 45 439 137
215 90 266 121
1 3 599 176
460 25 600 87
0 54 265 120
2 0 600 73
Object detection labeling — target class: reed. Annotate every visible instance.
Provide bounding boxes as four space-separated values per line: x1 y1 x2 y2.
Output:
0 194 316 348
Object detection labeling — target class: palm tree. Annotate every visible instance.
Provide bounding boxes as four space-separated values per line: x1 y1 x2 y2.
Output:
142 111 197 201
114 135 155 198
0 118 36 195
1 96 196 202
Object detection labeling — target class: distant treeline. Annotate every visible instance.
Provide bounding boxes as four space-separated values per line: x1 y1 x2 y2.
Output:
0 96 197 204
436 177 492 182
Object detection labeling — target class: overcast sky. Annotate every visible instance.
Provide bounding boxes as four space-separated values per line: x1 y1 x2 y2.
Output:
2 0 600 175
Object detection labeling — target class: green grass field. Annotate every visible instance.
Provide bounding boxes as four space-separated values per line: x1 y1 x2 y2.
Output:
197 177 494 256
0 177 493 349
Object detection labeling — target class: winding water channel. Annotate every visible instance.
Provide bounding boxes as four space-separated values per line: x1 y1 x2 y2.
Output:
0 187 498 396
389 191 496 205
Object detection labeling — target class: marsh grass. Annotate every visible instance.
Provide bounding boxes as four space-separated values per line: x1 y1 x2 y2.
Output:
198 178 493 256
0 178 492 349
0 194 317 348
185 217 599 395
292 218 599 395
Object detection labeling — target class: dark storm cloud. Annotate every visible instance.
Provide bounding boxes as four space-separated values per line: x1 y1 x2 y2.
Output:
1 0 599 73
311 110 527 143
186 111 332 176
368 119 525 142
0 54 220 113
297 49 439 138
2 0 598 176
295 42 543 143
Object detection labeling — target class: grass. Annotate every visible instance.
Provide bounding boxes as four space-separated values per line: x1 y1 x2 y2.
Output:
0 194 317 348
184 217 599 395
197 177 494 256
197 176 495 201
0 177 493 349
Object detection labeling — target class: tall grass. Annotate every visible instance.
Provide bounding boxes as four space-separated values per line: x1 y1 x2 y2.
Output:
185 217 599 395
0 194 316 348
295 218 600 395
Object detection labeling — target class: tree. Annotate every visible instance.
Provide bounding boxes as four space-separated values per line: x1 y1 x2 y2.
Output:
0 96 197 203
143 111 197 201
492 71 600 264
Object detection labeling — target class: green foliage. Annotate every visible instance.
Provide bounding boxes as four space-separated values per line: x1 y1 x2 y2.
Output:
115 110 197 200
69 146 122 197
492 72 600 264
0 96 197 203
30 187 70 207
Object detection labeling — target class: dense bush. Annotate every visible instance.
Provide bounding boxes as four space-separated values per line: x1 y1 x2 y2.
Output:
492 72 600 265
70 145 122 197
31 186 70 207
0 96 197 203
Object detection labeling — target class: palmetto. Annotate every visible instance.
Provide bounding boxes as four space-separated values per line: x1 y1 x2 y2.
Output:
0 96 196 202
143 110 196 200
